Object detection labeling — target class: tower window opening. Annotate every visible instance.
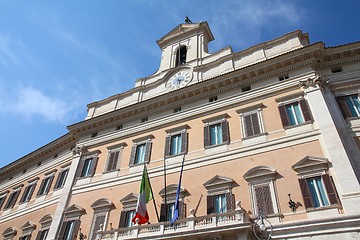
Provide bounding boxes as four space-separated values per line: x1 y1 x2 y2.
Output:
175 45 187 67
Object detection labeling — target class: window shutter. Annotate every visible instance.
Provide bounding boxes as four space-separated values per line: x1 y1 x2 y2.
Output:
35 231 42 240
180 202 186 219
0 196 6 210
322 174 339 205
181 132 188 154
164 135 171 157
118 211 127 228
57 221 67 240
21 184 35 203
54 172 63 189
88 156 98 177
278 105 289 127
221 120 230 143
159 203 167 222
76 158 86 178
106 151 119 172
91 215 106 239
207 195 214 214
252 113 261 135
45 175 54 194
225 192 235 212
71 220 81 240
244 115 253 137
6 191 20 209
254 185 274 216
129 145 137 166
299 179 313 209
37 179 46 196
299 99 312 122
144 142 152 164
203 125 210 147
336 97 352 118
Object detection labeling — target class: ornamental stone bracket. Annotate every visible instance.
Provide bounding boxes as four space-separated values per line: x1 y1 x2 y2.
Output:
299 76 329 91
72 145 87 156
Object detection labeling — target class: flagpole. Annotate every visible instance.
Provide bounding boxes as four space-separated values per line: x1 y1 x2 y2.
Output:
145 164 160 223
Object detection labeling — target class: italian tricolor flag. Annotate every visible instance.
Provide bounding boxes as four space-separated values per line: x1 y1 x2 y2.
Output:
132 166 153 225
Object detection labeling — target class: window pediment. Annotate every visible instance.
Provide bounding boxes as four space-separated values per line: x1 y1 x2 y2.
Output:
159 184 189 202
120 193 138 210
292 156 330 174
64 204 86 219
203 175 234 193
39 214 52 229
3 227 16 238
243 166 277 182
91 198 115 211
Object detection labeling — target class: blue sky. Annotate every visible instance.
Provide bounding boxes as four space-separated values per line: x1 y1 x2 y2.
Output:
0 0 359 168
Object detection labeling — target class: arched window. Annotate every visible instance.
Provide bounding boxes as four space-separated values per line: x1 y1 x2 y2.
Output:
175 45 187 67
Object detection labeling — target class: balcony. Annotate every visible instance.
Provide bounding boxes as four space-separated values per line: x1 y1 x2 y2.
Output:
99 208 249 240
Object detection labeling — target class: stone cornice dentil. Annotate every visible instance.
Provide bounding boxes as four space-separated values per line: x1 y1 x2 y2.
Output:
299 75 329 89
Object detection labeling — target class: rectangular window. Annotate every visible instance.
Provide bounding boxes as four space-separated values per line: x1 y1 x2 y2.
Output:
19 235 31 240
204 120 229 148
135 143 146 164
278 99 312 128
337 94 360 118
20 184 36 203
105 150 121 172
170 134 182 155
242 112 263 138
129 141 152 166
253 184 274 216
4 190 20 209
90 214 106 240
299 174 339 209
214 194 227 213
207 192 233 214
77 154 98 178
37 176 54 196
54 169 69 189
119 210 136 228
58 220 80 240
36 229 49 240
0 195 6 210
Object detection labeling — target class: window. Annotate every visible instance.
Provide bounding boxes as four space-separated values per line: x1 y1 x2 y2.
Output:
89 198 114 239
36 229 49 240
91 132 98 138
90 214 106 239
19 235 31 240
299 174 339 209
241 85 251 92
159 184 188 222
278 99 312 128
76 153 98 178
104 144 126 173
54 169 69 189
0 193 8 210
209 96 218 102
129 141 152 166
175 45 187 67
20 183 36 203
4 189 20 209
116 125 123 130
204 119 229 147
214 194 227 213
292 156 340 210
331 67 342 73
173 107 182 113
164 131 188 157
241 110 264 138
141 117 148 123
278 74 289 81
58 204 84 240
159 203 175 222
37 175 54 196
337 94 360 118
119 210 136 228
244 166 279 216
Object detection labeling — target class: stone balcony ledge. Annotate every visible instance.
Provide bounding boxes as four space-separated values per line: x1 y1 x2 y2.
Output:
99 208 248 240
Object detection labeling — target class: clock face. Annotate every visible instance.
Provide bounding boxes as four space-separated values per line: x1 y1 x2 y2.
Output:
166 70 193 90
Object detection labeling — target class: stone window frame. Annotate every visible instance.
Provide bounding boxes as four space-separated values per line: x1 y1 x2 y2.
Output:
276 94 313 129
19 178 39 204
19 221 36 240
203 175 235 215
164 124 190 158
4 184 23 210
76 151 100 179
88 199 115 240
35 214 52 240
202 114 230 149
237 103 267 139
57 204 86 240
243 166 280 217
158 184 189 222
103 143 127 173
54 167 70 190
2 227 17 240
336 92 360 119
292 156 340 210
129 135 154 167
119 193 138 228
0 191 9 211
37 170 56 197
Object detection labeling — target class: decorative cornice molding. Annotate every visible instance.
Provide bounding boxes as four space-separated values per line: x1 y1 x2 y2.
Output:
299 75 329 89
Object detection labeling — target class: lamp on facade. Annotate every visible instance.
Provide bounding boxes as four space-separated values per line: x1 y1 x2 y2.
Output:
288 193 297 212
252 209 272 240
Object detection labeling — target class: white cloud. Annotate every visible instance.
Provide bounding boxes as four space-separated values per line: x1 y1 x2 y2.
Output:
7 87 71 123
0 34 23 67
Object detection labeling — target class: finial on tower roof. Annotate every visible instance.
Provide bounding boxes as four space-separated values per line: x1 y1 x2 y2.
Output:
185 16 192 24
